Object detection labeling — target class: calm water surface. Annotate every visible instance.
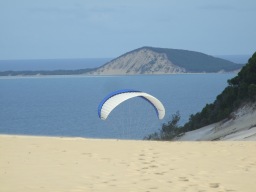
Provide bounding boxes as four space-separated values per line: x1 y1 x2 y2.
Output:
0 74 235 139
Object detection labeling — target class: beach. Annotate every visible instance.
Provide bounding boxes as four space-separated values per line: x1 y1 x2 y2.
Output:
1 134 256 192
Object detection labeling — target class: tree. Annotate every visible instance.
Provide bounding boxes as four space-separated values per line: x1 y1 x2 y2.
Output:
144 111 182 140
248 84 256 101
160 111 181 140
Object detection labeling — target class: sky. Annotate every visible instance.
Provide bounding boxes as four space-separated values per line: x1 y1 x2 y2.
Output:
0 0 255 60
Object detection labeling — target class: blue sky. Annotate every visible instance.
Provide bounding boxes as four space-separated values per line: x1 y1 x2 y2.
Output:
0 0 255 60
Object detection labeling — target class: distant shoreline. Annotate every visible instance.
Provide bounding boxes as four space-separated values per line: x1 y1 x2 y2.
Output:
0 70 239 79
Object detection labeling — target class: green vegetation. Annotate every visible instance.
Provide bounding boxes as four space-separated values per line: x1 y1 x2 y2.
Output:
142 47 242 72
145 51 256 140
144 111 182 140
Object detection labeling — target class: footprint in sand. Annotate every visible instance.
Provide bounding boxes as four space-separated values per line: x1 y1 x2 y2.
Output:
179 177 189 182
149 165 158 168
209 183 219 188
154 171 166 175
141 167 149 170
81 152 92 157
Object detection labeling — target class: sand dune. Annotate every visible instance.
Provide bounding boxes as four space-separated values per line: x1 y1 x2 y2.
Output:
1 134 256 192
177 103 256 141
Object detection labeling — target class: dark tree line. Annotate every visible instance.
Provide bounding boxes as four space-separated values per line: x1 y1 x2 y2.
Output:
146 52 256 140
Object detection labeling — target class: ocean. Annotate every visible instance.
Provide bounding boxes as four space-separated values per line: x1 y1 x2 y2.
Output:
0 74 235 139
0 58 112 71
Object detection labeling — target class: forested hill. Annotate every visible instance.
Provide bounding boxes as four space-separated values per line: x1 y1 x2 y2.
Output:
145 51 256 140
182 51 256 131
90 47 242 75
143 47 241 72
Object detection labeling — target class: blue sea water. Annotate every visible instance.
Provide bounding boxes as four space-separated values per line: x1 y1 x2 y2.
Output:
0 58 112 71
0 74 235 139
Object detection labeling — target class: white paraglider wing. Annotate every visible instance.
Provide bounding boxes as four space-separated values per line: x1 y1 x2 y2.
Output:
98 89 165 120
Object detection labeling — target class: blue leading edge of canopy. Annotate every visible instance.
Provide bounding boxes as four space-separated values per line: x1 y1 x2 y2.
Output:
98 89 141 118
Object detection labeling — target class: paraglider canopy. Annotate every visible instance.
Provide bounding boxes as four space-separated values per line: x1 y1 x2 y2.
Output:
98 89 165 120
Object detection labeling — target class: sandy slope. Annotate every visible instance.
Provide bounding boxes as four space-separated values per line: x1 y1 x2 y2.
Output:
177 103 256 141
1 135 256 192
